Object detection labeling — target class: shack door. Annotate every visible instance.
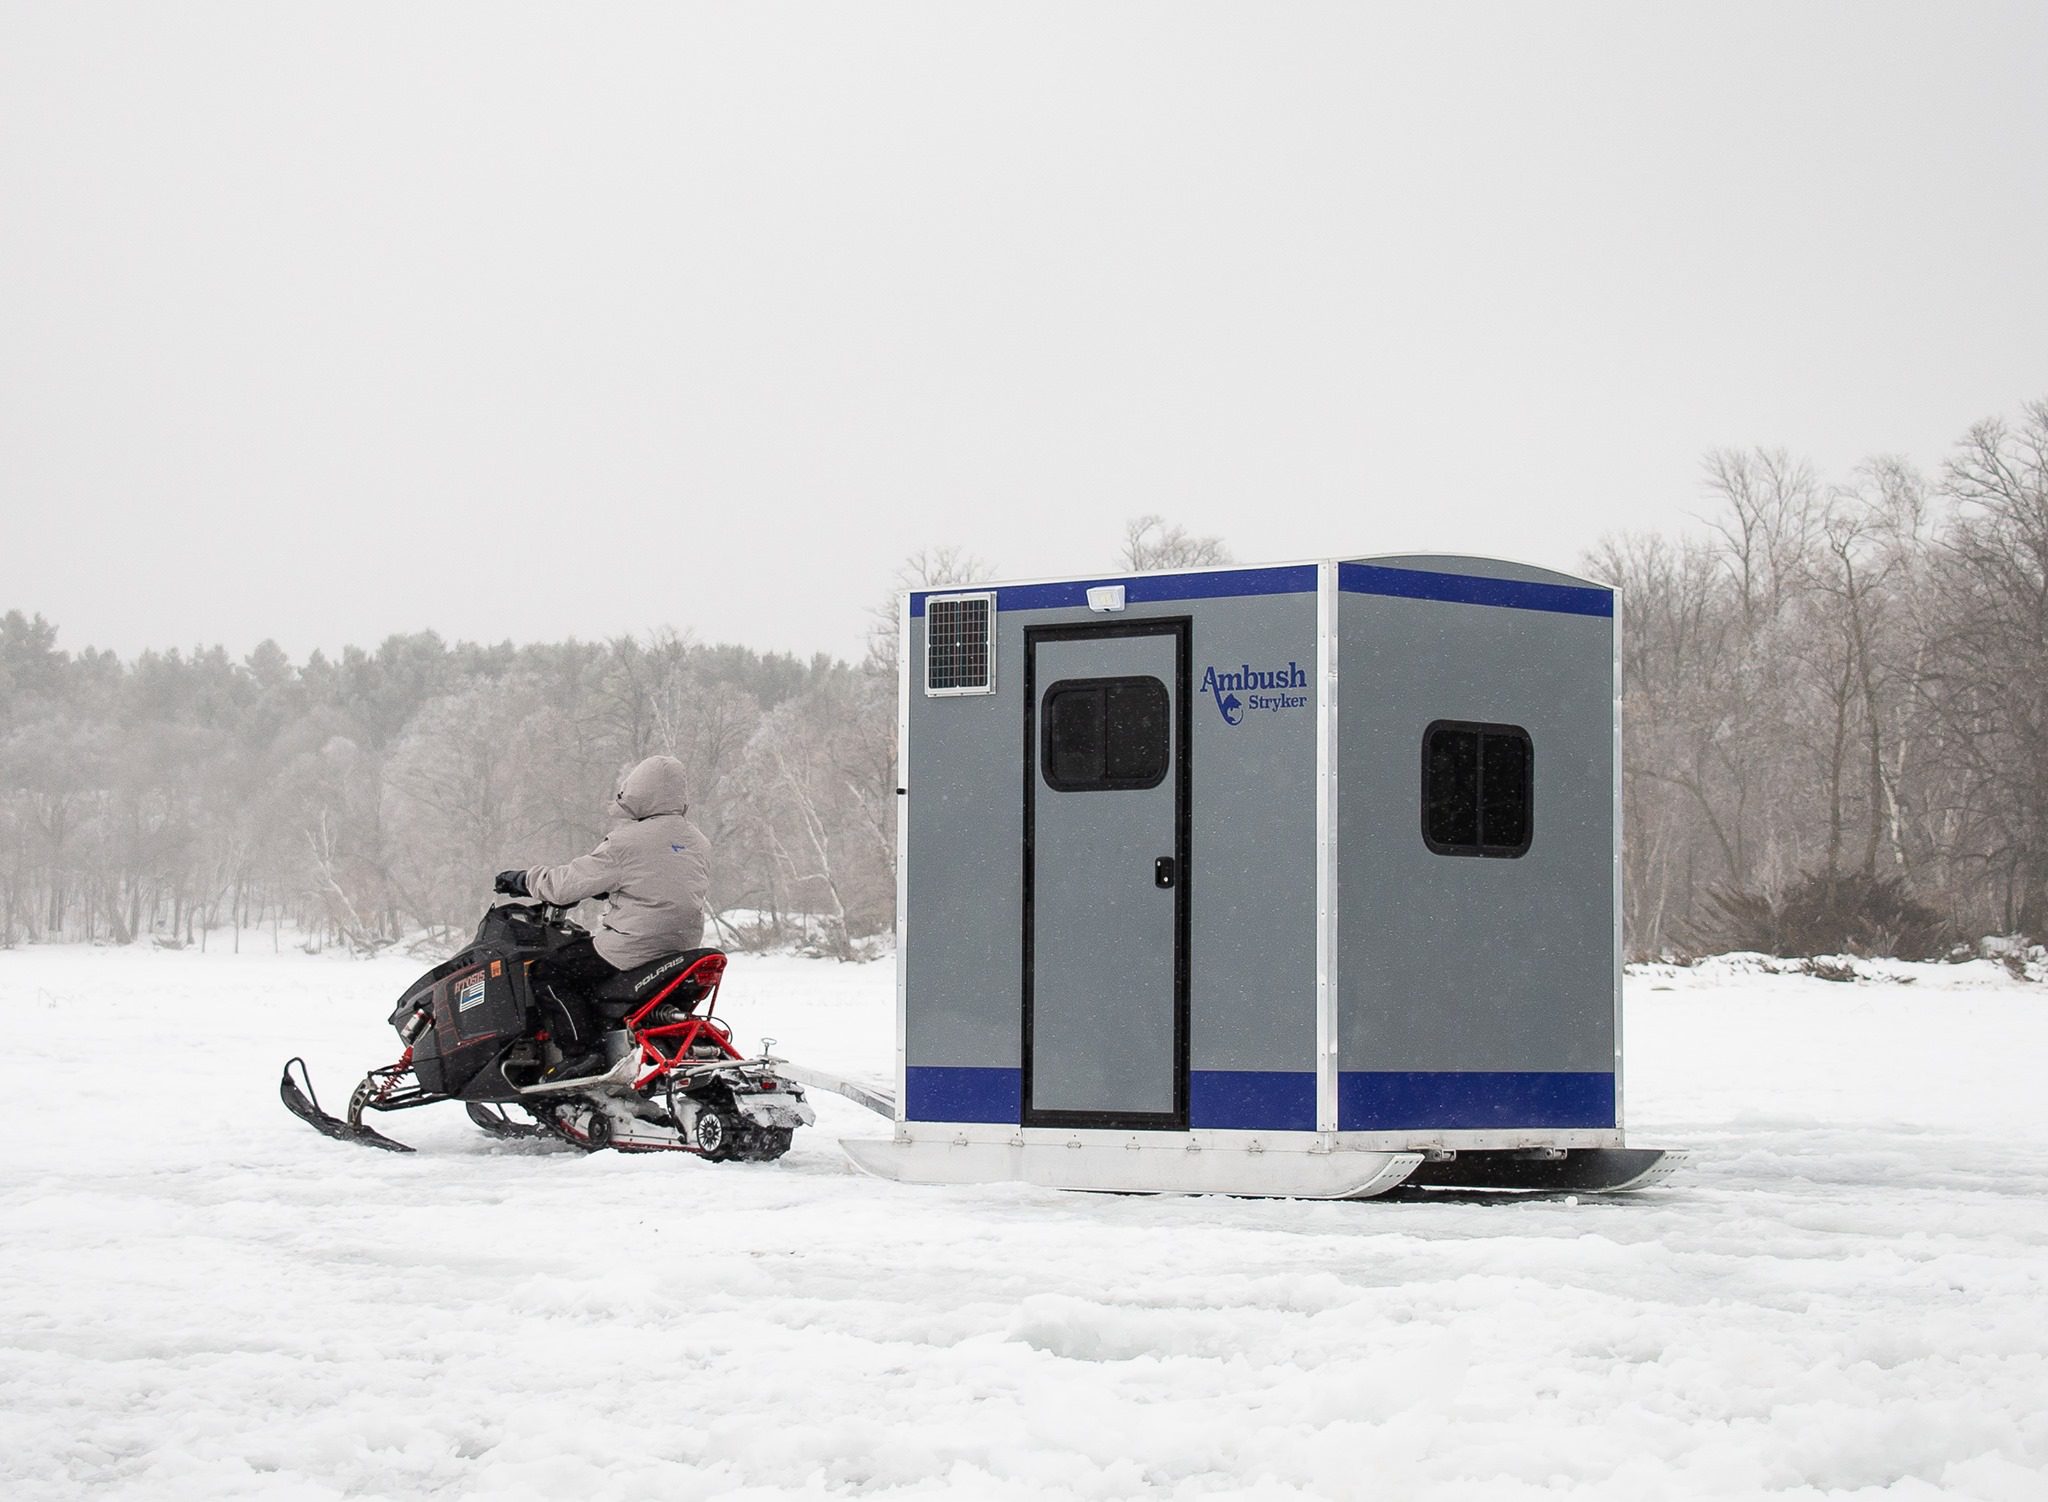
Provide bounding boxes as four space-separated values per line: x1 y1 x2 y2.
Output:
1023 620 1189 1129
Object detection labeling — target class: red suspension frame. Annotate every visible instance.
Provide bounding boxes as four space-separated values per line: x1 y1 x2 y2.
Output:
623 953 740 1089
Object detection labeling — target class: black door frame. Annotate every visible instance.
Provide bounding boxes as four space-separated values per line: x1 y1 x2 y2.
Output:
1021 617 1192 1131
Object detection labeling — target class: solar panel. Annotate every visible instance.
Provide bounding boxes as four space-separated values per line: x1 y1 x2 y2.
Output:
925 593 995 696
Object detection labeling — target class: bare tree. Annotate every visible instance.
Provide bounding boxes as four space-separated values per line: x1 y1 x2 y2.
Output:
1699 448 1821 626
1920 401 2048 930
734 674 893 959
1806 461 1926 878
1584 531 1744 952
1120 515 1233 572
864 546 994 674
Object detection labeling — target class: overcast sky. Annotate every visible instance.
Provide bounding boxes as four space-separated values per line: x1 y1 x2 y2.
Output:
2 2 2044 664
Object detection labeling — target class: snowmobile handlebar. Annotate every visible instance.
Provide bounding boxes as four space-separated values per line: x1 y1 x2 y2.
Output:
488 895 579 923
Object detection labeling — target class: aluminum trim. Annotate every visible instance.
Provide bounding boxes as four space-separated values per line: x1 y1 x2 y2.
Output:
1315 562 1339 1134
894 592 911 1124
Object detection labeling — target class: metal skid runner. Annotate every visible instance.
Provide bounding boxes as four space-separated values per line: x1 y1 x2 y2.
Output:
840 1126 1686 1200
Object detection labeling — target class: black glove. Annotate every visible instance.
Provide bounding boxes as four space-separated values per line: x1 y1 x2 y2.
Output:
494 869 530 897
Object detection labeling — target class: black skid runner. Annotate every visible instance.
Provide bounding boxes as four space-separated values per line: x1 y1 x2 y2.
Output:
280 1057 415 1154
1390 1147 1689 1196
465 1102 551 1141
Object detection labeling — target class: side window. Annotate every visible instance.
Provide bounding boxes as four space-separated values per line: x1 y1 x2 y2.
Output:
1040 677 1170 792
1421 721 1532 857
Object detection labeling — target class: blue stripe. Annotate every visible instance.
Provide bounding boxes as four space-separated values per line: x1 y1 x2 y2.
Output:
1338 563 1613 618
1190 1070 1316 1131
1339 1071 1615 1130
905 1066 1020 1123
911 564 1317 618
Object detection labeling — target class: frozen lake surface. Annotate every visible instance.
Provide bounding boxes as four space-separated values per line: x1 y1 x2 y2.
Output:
3 944 2044 1499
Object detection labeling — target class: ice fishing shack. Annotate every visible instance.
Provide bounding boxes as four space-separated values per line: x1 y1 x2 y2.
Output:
839 555 1684 1197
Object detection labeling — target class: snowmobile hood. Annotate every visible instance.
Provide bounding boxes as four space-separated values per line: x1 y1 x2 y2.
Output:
613 755 689 821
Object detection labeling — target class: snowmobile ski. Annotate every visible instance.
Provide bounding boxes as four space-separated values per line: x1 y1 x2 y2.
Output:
280 1058 415 1153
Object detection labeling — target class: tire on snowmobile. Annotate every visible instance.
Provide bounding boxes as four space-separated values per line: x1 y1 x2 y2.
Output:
535 1102 611 1153
693 1106 741 1161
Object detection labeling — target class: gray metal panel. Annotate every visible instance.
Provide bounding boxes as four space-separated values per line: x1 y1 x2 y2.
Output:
1028 630 1180 1116
1181 594 1318 1074
1337 589 1616 1073
904 610 1027 1070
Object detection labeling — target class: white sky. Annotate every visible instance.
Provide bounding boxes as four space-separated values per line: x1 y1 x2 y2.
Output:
2 3 2044 664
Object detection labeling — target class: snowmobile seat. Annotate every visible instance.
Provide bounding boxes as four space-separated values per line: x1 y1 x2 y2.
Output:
587 948 725 1019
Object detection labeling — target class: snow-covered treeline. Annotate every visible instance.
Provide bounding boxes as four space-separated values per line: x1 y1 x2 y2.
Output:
1587 398 2048 957
0 621 899 957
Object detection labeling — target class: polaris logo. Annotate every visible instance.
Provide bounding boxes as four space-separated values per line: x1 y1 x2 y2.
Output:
1200 661 1309 725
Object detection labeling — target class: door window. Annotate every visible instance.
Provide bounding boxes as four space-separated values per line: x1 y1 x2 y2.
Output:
1041 677 1171 791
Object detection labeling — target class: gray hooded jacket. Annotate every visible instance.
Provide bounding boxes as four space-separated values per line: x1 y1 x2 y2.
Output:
525 755 712 969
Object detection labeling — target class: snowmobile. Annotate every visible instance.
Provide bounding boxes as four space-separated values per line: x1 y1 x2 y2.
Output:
280 900 815 1158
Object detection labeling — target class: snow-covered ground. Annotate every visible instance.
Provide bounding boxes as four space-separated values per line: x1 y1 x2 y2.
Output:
3 946 2044 1500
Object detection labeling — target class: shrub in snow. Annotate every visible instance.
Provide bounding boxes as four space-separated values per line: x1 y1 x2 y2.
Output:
1975 934 2048 981
1693 870 1950 960
1799 955 1861 983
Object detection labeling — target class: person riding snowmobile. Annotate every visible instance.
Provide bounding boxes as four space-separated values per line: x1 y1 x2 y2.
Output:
494 754 712 1080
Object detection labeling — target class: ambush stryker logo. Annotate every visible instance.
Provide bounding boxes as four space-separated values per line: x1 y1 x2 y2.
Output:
1200 661 1309 725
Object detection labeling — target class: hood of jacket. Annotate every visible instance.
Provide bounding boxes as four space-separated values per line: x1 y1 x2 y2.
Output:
613 755 689 821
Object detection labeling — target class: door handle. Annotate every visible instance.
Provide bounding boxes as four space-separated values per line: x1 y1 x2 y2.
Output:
1154 856 1176 889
